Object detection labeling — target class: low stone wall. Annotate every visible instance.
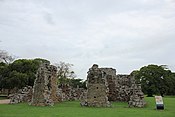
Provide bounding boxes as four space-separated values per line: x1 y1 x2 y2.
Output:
128 84 146 107
9 85 86 104
58 84 86 101
9 86 32 104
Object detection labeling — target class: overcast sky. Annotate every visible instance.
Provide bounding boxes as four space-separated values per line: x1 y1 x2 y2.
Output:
0 0 175 79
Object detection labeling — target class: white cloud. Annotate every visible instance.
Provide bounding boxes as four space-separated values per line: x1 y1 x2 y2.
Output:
0 0 175 79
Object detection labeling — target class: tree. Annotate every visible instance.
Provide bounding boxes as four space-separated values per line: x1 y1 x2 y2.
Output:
0 58 50 95
9 58 50 86
56 61 76 85
0 62 9 90
70 78 86 89
134 64 175 97
0 50 15 64
163 71 175 95
56 61 86 88
34 58 50 65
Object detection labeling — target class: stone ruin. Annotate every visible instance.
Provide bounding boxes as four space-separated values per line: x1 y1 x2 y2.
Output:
81 64 111 107
30 63 58 106
128 84 145 107
9 85 85 105
104 69 145 107
82 64 146 108
100 68 118 101
9 63 85 105
9 63 145 108
58 84 85 101
9 86 33 104
116 74 145 107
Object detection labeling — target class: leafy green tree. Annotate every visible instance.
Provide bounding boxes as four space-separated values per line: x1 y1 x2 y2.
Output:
0 58 50 94
70 78 86 89
0 71 28 95
8 58 50 86
56 61 86 88
163 71 175 95
0 62 9 90
0 50 15 64
56 62 76 85
134 64 175 97
34 58 50 65
9 59 38 86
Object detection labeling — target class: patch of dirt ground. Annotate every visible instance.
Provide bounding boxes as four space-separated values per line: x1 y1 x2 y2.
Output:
0 99 10 104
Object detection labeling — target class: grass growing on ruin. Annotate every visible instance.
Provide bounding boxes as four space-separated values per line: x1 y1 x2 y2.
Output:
0 96 175 117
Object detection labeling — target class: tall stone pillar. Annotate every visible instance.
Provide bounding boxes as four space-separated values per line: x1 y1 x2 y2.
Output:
84 64 111 107
31 63 58 106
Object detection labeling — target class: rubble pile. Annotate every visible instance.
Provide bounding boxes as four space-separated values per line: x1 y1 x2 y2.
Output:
9 86 32 104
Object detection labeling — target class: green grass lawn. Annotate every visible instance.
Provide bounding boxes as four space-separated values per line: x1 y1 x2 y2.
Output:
0 96 175 117
0 96 7 100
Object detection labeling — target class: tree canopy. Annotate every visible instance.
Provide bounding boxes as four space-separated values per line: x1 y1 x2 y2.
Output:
0 58 49 94
133 64 175 97
56 61 86 88
0 59 86 95
0 50 15 64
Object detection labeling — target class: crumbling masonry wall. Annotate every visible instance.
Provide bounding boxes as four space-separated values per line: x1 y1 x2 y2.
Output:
58 84 85 101
9 63 145 108
9 63 85 105
83 64 111 107
100 68 119 101
84 64 146 108
9 86 33 104
100 68 146 107
31 63 58 106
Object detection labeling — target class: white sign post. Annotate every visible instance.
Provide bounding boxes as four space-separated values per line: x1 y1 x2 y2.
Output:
155 96 164 110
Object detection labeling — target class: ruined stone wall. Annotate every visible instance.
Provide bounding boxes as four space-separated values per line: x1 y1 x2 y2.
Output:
100 68 116 76
82 64 111 107
89 65 146 108
9 86 33 104
9 63 145 108
31 63 58 106
116 74 146 107
55 85 86 101
99 69 133 102
9 63 86 105
100 68 118 101
128 81 146 107
116 75 131 102
9 85 86 104
50 65 59 102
